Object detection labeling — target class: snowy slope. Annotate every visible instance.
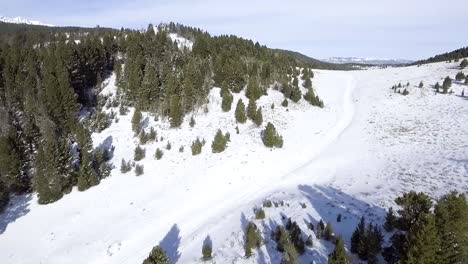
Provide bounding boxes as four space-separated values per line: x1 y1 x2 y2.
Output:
0 16 53 27
0 60 467 263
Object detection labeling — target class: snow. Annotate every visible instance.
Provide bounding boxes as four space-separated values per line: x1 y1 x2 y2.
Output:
323 57 413 65
152 25 193 51
1 60 467 263
0 15 54 27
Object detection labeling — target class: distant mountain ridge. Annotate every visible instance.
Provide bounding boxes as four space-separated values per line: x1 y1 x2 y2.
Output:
0 15 53 27
323 57 413 65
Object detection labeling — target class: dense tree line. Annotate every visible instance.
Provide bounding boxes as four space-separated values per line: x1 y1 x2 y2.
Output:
413 46 468 65
0 28 116 209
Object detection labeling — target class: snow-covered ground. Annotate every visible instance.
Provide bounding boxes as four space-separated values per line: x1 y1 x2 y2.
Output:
0 60 467 263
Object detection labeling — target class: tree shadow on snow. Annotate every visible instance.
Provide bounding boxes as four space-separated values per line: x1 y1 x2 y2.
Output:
96 135 115 159
298 184 387 242
159 224 181 264
0 194 32 235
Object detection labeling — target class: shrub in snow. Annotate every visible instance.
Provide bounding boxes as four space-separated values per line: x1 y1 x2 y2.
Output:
244 222 262 257
460 58 468 69
286 219 306 254
166 142 171 150
281 98 289 107
323 222 334 241
304 88 324 108
290 86 302 103
261 122 283 148
139 130 149 144
148 127 157 142
155 148 163 160
142 246 169 264
247 98 257 121
443 76 452 93
263 200 272 208
189 116 196 128
191 138 203 155
305 235 313 247
254 107 263 126
328 237 348 264
455 71 465 81
255 208 265 219
419 81 424 88
211 129 229 153
235 99 247 123
135 164 144 176
134 145 145 161
179 145 184 152
201 238 212 261
120 159 132 173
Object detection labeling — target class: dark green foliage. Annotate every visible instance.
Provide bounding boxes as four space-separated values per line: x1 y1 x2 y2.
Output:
0 180 10 213
211 129 229 153
90 111 111 132
323 222 334 241
316 220 325 239
306 235 313 247
262 122 283 148
139 130 149 144
285 219 306 254
384 207 397 232
304 88 324 107
189 117 196 127
134 145 145 161
442 76 452 94
132 109 142 133
461 58 468 69
169 95 183 127
235 99 247 123
135 164 144 176
281 98 289 107
202 243 212 261
120 159 132 173
328 237 350 264
247 98 257 121
221 89 234 112
304 77 312 89
395 191 432 231
245 77 261 100
155 148 163 160
244 222 262 257
191 138 203 155
142 246 169 264
402 89 409 96
290 86 302 103
263 200 272 207
455 71 465 81
434 192 468 264
405 213 439 264
350 217 383 263
255 208 265 219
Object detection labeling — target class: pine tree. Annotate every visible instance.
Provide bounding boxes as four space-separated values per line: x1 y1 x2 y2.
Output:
384 207 397 232
442 76 452 94
135 164 144 176
304 77 312 89
142 246 170 264
290 86 302 103
221 89 233 112
134 145 145 161
405 213 440 264
435 82 440 93
460 58 468 69
169 95 183 127
324 222 334 241
211 129 228 153
155 148 163 160
328 237 350 264
316 220 325 239
191 138 203 155
395 191 432 231
351 216 365 254
244 222 262 257
419 81 424 88
120 159 132 173
434 192 468 264
455 71 465 81
189 117 196 127
262 122 283 148
245 77 261 100
132 108 142 133
282 98 289 107
235 99 247 123
254 107 263 126
77 150 99 191
202 243 212 261
247 98 257 121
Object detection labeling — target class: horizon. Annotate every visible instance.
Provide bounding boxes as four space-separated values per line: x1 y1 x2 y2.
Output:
1 0 468 60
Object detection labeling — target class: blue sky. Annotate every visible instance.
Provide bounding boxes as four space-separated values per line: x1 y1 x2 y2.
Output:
1 0 467 60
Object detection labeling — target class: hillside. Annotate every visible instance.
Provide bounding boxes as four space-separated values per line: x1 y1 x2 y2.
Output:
0 19 468 264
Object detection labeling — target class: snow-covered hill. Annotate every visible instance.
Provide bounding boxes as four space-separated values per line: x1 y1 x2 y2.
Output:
0 15 53 27
323 57 413 65
0 60 467 263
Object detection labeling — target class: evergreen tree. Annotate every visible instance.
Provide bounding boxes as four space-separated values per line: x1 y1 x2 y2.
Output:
169 95 183 127
254 107 263 126
395 191 432 231
281 98 289 107
155 148 163 160
435 82 440 93
142 246 169 264
189 117 196 127
434 192 468 264
135 164 144 176
328 237 350 264
419 81 424 88
384 207 397 232
120 159 132 173
134 145 145 161
132 108 142 133
211 129 228 153
244 222 262 257
460 58 468 69
191 138 203 155
316 220 325 239
290 86 302 103
455 71 465 81
323 222 334 241
245 77 261 100
351 216 365 254
262 122 283 148
221 88 233 112
247 98 258 121
405 213 440 264
442 76 452 94
235 99 247 123
304 77 312 89
77 150 99 191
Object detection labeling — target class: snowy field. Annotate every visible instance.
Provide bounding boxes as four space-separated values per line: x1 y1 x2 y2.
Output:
0 60 467 263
